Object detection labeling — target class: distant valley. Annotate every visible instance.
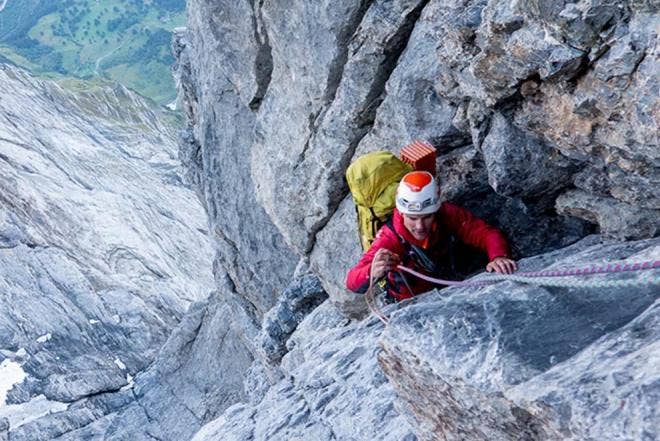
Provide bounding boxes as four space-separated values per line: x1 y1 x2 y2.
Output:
0 0 185 105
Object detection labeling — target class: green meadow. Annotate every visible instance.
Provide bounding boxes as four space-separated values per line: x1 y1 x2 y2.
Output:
0 0 185 105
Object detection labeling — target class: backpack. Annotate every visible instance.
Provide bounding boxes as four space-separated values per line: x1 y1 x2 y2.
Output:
346 151 413 251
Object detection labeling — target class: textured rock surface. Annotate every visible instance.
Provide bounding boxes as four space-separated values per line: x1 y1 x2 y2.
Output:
174 0 658 310
174 2 297 318
257 266 328 365
252 0 430 254
193 237 659 441
173 1 659 440
0 65 218 438
379 236 659 441
191 301 417 441
2 0 659 439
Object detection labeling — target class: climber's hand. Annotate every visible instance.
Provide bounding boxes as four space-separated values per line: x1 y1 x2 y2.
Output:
370 248 400 280
486 257 517 274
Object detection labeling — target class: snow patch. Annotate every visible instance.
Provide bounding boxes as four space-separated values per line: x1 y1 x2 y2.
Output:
166 100 177 111
0 395 68 429
0 359 27 406
89 319 100 325
36 333 52 343
114 358 126 370
15 348 27 357
120 374 135 391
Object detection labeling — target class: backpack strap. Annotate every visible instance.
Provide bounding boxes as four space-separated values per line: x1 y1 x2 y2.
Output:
369 207 383 242
384 218 439 275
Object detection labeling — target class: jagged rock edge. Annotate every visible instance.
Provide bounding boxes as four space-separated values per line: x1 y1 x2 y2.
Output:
248 0 273 111
293 0 375 169
306 0 431 257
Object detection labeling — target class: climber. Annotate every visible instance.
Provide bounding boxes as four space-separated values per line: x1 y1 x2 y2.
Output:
345 171 517 302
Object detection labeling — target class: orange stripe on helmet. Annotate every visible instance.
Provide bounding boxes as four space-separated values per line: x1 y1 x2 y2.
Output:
401 171 432 192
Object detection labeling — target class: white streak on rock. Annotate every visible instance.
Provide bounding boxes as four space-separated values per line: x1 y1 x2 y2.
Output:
36 333 52 343
114 358 127 370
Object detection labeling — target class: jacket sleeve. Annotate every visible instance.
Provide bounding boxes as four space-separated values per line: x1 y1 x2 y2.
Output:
345 226 403 293
440 203 510 261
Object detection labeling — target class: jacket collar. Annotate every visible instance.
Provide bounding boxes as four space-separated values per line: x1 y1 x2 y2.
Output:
392 208 438 249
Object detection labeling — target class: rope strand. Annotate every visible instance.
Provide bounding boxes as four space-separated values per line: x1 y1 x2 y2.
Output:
365 273 390 325
397 259 660 288
367 259 660 324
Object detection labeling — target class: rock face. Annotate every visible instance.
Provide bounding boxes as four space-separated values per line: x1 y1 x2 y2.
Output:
192 236 659 441
175 0 658 318
0 65 219 439
191 301 418 441
379 237 659 441
174 2 298 318
2 0 658 440
172 0 659 440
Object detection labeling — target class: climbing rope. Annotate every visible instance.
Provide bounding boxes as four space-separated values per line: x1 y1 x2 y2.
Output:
397 259 660 288
367 259 660 325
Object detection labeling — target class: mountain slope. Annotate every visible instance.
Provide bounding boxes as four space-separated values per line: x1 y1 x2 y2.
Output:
0 64 214 438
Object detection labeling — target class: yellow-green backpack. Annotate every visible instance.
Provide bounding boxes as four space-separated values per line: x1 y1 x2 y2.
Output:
346 151 413 251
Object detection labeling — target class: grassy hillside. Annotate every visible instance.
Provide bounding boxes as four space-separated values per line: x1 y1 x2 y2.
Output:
0 0 185 105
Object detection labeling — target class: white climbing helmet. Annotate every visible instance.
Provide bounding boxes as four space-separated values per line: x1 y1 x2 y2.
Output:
395 171 441 215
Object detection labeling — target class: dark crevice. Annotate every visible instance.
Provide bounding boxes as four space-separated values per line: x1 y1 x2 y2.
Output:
212 234 263 322
144 433 164 441
471 107 494 151
303 121 372 255
219 293 260 351
628 50 647 79
248 0 273 111
57 383 130 405
324 0 376 105
292 109 323 170
306 0 431 255
293 0 376 170
442 139 474 151
492 71 543 113
563 54 591 89
357 0 430 128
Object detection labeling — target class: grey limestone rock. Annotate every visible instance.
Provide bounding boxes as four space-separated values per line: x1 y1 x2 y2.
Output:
105 295 254 441
172 0 660 439
252 0 432 255
176 1 298 317
481 113 577 198
378 236 659 441
5 0 657 438
173 0 660 439
311 196 369 319
556 189 660 240
192 301 418 441
257 272 327 365
0 64 215 438
194 237 658 441
179 0 659 325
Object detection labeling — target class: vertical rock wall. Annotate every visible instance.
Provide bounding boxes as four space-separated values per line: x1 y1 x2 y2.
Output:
174 1 659 439
176 0 298 318
177 0 657 319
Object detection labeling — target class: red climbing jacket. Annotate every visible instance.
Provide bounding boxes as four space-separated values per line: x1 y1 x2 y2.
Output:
345 203 510 301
